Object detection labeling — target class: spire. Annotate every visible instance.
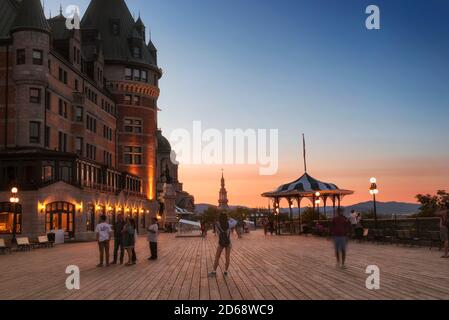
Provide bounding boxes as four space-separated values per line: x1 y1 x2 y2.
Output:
59 4 63 16
218 169 229 210
11 0 51 33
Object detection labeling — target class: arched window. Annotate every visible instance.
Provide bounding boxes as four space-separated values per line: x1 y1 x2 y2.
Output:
46 202 75 238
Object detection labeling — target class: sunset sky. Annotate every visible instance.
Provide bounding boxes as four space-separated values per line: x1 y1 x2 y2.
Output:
47 0 449 207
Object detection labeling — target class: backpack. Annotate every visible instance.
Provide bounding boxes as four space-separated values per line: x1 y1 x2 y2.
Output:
216 223 230 248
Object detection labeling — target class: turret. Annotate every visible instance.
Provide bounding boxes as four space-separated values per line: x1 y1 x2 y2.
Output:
10 0 51 148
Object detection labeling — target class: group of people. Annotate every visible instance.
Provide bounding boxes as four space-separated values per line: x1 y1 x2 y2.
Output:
95 214 159 267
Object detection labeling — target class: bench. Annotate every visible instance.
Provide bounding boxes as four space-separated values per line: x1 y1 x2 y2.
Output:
0 239 11 254
16 237 33 251
35 235 53 248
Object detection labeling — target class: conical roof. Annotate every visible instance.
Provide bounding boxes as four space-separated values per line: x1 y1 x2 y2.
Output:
11 0 50 33
81 0 157 67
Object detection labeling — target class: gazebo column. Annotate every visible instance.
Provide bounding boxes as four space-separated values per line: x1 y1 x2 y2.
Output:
323 196 328 220
332 196 336 219
288 197 294 234
275 197 280 236
297 196 302 234
337 195 341 210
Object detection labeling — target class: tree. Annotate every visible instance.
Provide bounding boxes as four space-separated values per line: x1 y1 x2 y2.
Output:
415 190 449 217
301 207 326 225
202 206 220 224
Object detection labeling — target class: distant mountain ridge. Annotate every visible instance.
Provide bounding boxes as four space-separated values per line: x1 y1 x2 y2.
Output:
195 201 420 216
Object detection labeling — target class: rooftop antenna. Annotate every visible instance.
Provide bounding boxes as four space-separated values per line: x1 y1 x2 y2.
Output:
302 133 307 173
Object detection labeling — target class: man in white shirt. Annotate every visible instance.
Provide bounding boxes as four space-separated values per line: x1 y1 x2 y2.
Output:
147 218 159 261
95 215 112 267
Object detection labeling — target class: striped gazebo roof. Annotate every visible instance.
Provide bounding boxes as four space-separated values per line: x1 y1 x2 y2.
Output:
262 173 353 199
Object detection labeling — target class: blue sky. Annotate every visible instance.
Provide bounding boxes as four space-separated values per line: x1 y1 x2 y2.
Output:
44 0 449 205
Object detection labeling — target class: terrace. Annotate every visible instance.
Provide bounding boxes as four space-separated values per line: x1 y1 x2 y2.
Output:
0 230 448 300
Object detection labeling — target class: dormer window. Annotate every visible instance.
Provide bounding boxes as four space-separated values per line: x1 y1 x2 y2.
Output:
110 19 121 36
132 46 141 58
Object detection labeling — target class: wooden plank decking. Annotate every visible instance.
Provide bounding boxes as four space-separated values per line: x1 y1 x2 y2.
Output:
0 230 448 300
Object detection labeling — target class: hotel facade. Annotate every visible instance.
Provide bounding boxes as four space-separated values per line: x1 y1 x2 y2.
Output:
0 0 194 241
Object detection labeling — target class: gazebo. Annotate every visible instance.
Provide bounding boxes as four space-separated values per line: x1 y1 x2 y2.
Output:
262 172 354 233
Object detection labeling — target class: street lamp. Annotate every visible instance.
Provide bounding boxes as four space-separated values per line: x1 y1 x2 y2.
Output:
369 178 379 228
275 206 280 236
315 192 321 220
10 187 19 242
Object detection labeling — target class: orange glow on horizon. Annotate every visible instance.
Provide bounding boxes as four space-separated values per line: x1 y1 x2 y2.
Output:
176 157 449 208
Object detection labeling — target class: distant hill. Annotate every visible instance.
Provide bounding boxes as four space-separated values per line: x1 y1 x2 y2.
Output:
195 203 249 214
195 201 420 216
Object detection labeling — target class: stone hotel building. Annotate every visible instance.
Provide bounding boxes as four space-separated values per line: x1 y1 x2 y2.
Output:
0 0 194 241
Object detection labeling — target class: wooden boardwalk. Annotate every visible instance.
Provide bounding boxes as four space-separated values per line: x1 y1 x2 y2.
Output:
1 230 449 300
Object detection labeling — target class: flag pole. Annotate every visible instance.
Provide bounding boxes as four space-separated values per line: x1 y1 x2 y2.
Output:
302 134 307 173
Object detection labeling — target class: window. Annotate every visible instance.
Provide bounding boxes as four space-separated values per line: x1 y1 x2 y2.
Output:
86 114 97 133
42 161 55 183
86 144 97 160
75 79 79 91
133 69 141 81
16 49 25 65
59 67 67 84
30 88 41 104
29 121 41 144
103 126 113 141
125 68 132 80
45 91 51 110
75 106 83 122
110 19 120 35
32 49 43 65
59 162 72 182
141 70 148 82
58 131 67 152
133 95 141 105
75 137 83 156
104 151 112 167
124 94 132 104
58 99 68 118
133 46 141 59
124 118 143 134
124 146 143 165
0 203 22 235
45 126 50 148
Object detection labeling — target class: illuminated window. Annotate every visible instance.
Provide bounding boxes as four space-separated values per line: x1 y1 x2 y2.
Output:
0 203 22 235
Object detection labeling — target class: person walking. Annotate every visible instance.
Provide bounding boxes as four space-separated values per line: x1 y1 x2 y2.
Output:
132 225 138 264
439 209 449 258
263 218 268 236
208 213 237 277
122 217 136 266
112 213 125 264
147 218 159 260
95 215 112 267
330 208 351 269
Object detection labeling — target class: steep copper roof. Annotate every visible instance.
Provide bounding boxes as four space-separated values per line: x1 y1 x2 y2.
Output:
11 0 50 33
0 0 19 38
81 0 158 67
